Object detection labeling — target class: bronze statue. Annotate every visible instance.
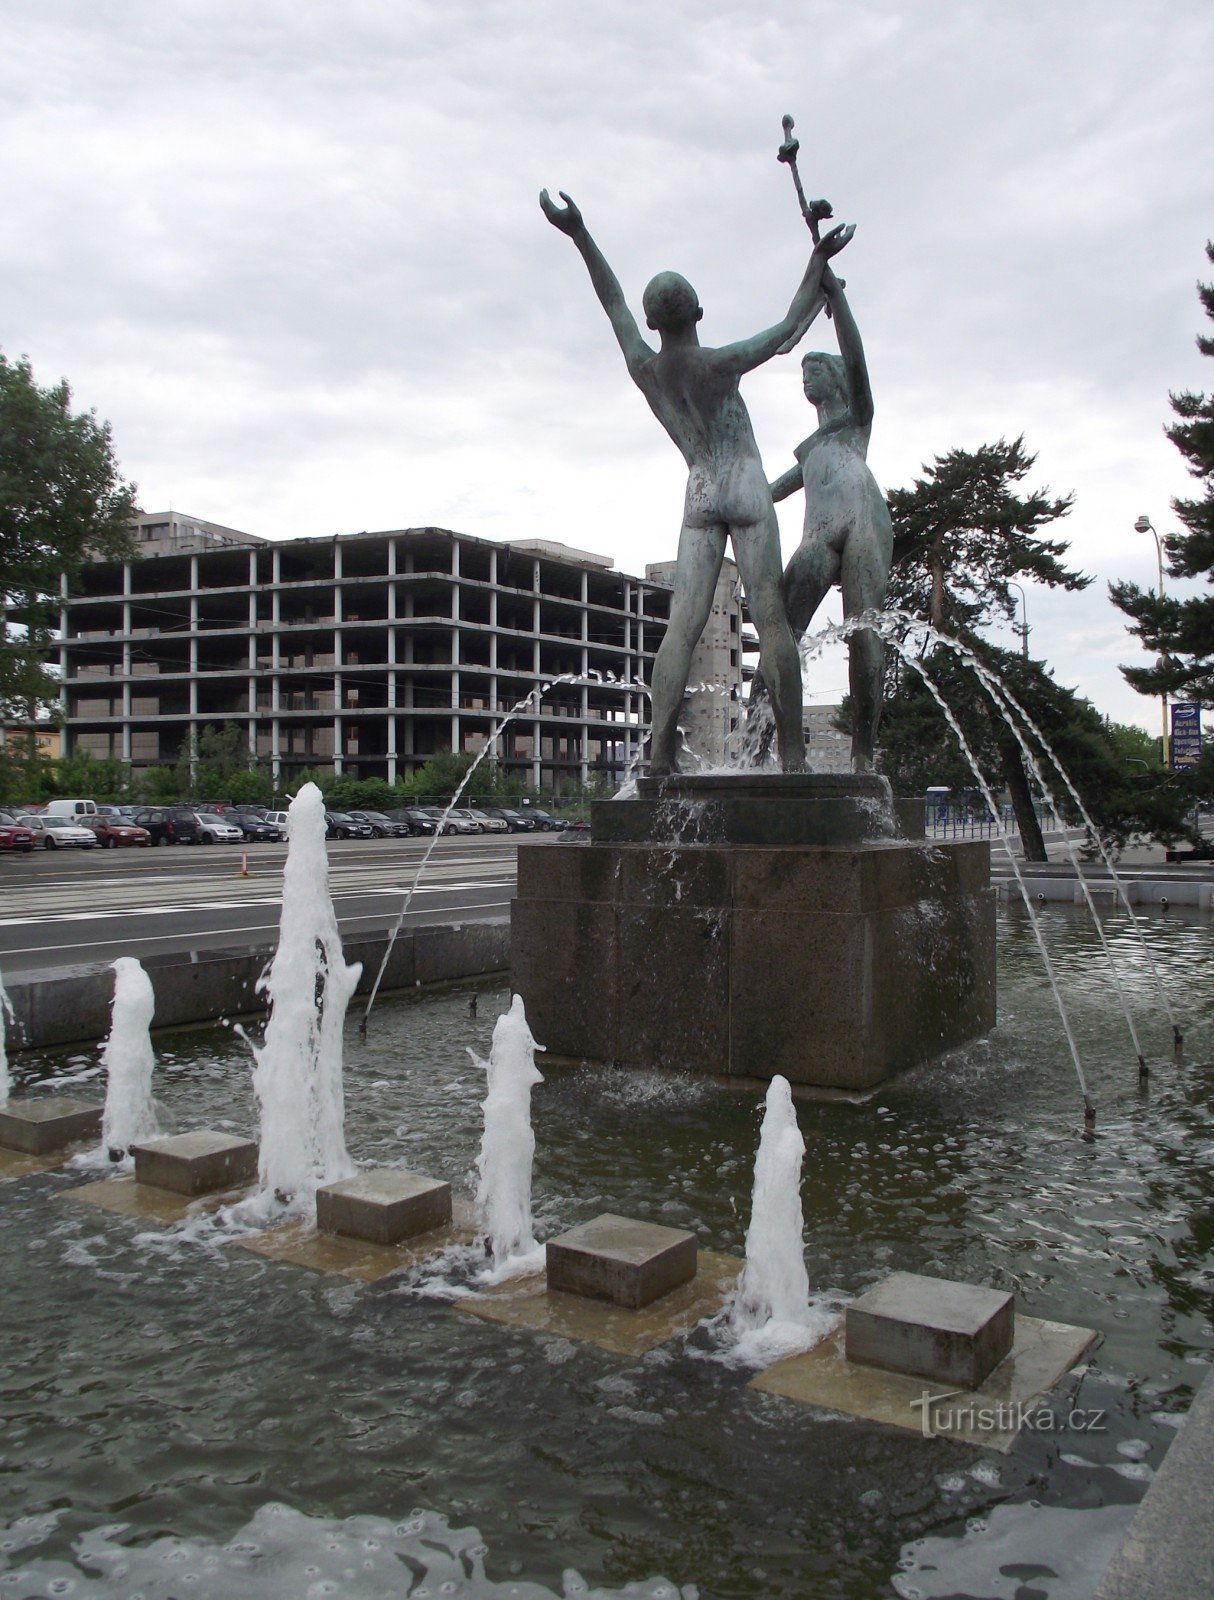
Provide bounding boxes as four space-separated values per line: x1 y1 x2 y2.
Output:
540 185 853 775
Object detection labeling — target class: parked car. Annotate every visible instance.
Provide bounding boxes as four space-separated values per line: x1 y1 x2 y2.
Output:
45 798 98 819
526 808 565 832
392 807 438 835
348 809 413 839
469 808 508 833
25 815 99 850
421 806 478 835
194 812 245 844
0 812 36 852
325 812 375 840
227 811 283 842
263 810 291 837
447 808 488 834
131 806 205 846
481 807 535 833
85 817 152 848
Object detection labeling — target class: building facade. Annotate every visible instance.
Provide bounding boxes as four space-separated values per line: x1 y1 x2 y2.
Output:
802 702 853 774
61 518 673 793
644 557 749 768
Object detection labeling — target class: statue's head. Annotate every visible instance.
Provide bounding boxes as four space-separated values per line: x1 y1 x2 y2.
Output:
802 351 846 406
643 272 703 333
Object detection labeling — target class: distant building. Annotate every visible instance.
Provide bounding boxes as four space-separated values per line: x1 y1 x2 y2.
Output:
60 519 671 794
644 557 748 768
802 702 852 774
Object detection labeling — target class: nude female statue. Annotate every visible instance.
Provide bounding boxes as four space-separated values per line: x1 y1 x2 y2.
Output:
539 187 853 775
763 267 893 772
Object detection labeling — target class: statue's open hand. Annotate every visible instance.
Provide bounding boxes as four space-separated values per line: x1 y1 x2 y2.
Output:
540 189 583 235
814 221 855 259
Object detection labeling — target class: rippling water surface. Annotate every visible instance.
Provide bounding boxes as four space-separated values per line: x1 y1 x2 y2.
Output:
1 904 1211 1599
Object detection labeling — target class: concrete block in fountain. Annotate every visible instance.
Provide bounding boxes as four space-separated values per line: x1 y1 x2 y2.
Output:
0 1098 102 1154
316 1169 453 1245
130 1130 259 1196
845 1270 1014 1389
546 1213 697 1309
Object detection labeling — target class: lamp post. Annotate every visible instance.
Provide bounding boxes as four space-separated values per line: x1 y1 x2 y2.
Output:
1133 515 1170 767
1007 581 1030 659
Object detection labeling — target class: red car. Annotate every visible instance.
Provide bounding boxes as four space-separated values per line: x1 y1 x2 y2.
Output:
86 818 152 849
0 811 36 852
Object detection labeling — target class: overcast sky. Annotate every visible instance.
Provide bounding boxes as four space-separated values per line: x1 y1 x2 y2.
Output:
2 1 1211 731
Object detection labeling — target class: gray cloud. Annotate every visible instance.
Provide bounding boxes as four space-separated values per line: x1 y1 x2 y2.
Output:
1 0 1210 731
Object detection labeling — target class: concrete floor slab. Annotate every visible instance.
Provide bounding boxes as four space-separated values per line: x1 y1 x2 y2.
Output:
232 1197 480 1283
0 1146 72 1181
60 1173 253 1224
459 1249 742 1357
750 1314 1098 1451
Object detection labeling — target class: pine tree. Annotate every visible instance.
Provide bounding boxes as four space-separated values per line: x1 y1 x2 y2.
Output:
1110 242 1214 703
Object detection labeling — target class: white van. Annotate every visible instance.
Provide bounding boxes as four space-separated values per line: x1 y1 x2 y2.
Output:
45 798 98 818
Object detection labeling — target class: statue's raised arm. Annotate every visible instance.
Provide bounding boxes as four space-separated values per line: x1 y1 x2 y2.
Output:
821 269 874 433
714 223 854 378
539 190 654 377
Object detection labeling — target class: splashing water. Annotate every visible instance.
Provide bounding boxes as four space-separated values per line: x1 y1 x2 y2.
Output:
727 1076 838 1365
0 969 12 1103
247 782 360 1217
472 994 545 1275
99 958 161 1160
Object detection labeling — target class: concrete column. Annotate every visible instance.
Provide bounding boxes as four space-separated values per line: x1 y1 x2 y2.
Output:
271 719 281 789
532 720 542 792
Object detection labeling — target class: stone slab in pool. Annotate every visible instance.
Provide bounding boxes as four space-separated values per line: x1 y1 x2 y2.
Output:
750 1314 1098 1452
233 1196 479 1283
61 1173 255 1223
0 1097 102 1154
546 1212 697 1309
317 1167 453 1245
460 1249 742 1357
0 1145 73 1182
845 1270 1014 1388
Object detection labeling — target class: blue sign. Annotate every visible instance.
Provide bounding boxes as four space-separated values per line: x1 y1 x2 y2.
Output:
1170 702 1203 770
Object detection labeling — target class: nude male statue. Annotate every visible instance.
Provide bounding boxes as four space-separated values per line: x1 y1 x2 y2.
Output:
754 266 893 771
539 187 853 775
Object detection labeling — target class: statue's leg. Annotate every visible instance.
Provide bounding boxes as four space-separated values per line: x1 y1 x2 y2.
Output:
745 533 838 765
840 526 890 773
733 513 806 773
648 523 726 774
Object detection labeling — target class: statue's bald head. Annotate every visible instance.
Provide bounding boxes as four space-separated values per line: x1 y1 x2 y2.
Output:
643 271 702 333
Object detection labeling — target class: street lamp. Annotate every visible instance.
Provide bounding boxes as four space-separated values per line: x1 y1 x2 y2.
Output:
1133 515 1170 766
1007 581 1030 659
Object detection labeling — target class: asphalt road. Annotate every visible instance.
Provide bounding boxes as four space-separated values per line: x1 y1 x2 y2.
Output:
0 833 531 973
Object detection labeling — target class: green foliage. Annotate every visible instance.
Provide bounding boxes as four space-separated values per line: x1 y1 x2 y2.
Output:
878 439 1179 855
1102 719 1165 771
133 765 183 803
0 352 136 718
177 724 272 804
887 437 1084 634
1111 242 1214 703
49 749 127 802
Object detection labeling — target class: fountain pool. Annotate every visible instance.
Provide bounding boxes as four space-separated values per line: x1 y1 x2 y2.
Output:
0 904 1211 1599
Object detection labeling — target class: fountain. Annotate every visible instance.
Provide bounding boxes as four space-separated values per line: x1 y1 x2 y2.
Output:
247 781 359 1215
97 958 162 1162
472 993 545 1274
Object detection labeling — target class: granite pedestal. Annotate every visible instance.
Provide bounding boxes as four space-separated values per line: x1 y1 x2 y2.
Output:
0 1098 102 1154
131 1131 259 1196
546 1213 697 1309
316 1169 452 1245
510 774 995 1090
845 1270 1014 1388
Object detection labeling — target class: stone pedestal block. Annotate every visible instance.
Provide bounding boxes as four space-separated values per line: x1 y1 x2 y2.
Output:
845 1270 1014 1388
511 823 995 1090
316 1169 452 1244
546 1213 697 1309
0 1098 102 1154
131 1130 258 1196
